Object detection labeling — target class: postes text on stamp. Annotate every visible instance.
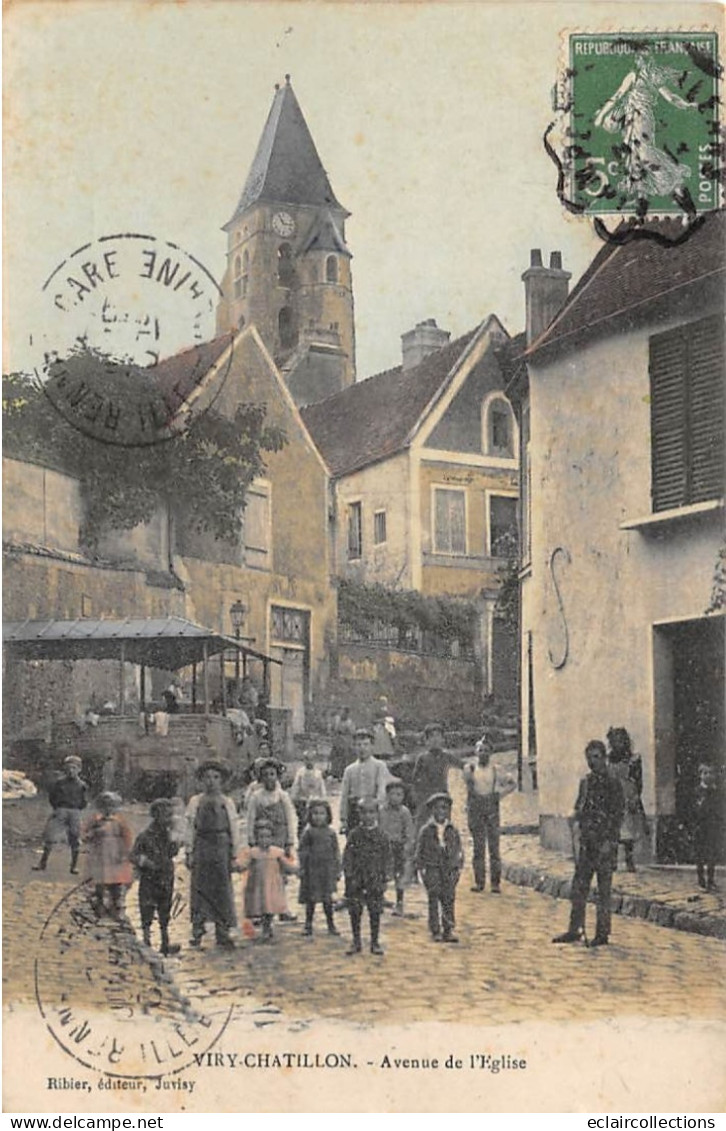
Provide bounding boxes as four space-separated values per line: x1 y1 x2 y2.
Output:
554 32 720 224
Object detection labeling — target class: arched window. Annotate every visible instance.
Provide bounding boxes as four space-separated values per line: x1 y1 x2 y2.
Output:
242 249 249 272
233 255 242 299
278 306 297 351
325 255 338 284
483 395 516 458
278 243 295 287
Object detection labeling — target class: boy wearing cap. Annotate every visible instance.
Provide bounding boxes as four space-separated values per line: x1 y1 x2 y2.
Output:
186 760 240 948
412 725 463 832
34 755 88 874
379 779 415 916
339 729 390 835
343 798 390 956
416 793 464 943
130 798 181 956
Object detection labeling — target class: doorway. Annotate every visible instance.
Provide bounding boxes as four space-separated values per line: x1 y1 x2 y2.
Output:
269 606 310 734
653 616 725 862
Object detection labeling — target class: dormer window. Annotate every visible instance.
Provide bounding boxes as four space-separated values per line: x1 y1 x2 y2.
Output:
483 395 515 458
325 255 338 284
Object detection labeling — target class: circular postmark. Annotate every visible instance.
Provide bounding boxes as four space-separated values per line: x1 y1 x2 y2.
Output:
29 234 234 447
547 31 722 243
34 879 231 1081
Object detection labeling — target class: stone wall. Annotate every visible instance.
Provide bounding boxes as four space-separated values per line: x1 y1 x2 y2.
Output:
324 641 483 729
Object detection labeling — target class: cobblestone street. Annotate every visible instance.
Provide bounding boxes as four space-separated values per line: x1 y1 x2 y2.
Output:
5 776 725 1032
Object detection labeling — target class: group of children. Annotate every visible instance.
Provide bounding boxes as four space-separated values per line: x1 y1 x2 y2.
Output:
39 739 721 959
38 750 471 957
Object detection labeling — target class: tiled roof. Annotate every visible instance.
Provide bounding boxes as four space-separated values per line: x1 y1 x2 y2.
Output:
528 211 726 360
154 334 233 405
300 328 481 476
227 79 344 226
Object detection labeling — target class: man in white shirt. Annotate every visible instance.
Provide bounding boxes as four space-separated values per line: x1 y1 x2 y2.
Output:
462 737 516 893
340 729 391 835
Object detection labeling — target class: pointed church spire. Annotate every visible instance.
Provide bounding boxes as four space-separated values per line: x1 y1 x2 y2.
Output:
226 78 347 228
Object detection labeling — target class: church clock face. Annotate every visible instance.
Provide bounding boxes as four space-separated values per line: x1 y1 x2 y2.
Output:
272 210 296 237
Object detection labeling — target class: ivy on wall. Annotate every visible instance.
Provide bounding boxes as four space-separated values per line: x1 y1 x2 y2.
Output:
3 357 286 549
337 578 478 652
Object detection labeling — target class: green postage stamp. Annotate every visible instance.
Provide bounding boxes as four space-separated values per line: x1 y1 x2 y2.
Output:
563 32 720 217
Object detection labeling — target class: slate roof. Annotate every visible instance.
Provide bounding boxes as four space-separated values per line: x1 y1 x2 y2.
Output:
527 211 726 361
300 328 482 477
300 210 350 256
154 333 233 406
226 79 345 226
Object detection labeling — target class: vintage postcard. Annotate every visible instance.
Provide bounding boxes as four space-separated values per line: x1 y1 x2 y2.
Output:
3 0 725 1116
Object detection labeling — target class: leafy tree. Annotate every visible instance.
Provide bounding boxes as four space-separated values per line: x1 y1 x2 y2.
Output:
3 353 286 549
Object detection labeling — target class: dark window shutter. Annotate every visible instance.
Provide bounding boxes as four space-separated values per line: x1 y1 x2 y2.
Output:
650 316 725 512
650 327 688 511
688 316 725 504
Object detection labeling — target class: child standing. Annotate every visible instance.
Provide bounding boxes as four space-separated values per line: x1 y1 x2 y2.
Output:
693 763 722 892
379 779 414 916
34 755 88 873
289 751 327 840
130 798 180 956
298 799 341 937
83 792 134 920
415 793 464 943
245 759 297 854
238 818 298 942
342 798 390 956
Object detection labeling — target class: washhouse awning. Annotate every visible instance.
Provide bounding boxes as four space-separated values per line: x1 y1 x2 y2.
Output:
2 616 280 670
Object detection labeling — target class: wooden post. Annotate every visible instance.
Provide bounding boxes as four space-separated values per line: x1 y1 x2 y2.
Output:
242 649 248 679
202 641 209 717
192 663 197 711
140 664 146 713
220 649 227 716
119 642 126 716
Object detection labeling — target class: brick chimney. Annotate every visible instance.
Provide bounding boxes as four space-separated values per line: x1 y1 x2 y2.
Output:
521 250 571 346
401 318 451 371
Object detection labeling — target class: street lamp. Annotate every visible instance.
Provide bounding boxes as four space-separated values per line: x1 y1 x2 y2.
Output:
230 600 246 684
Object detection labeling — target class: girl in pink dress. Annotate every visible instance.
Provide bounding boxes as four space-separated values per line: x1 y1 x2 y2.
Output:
83 791 133 920
238 818 297 942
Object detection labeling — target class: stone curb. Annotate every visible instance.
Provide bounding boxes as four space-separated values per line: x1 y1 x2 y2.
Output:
500 860 726 941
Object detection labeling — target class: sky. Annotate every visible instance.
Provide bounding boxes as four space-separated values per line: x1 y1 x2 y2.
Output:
4 0 717 381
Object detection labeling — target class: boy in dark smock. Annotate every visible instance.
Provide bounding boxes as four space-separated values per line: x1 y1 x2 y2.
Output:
186 761 240 948
412 724 462 832
343 799 390 956
130 798 180 955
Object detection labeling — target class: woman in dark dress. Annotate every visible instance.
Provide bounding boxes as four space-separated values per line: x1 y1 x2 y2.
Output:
185 760 240 948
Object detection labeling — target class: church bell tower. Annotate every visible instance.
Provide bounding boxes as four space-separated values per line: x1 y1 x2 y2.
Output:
217 76 356 405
